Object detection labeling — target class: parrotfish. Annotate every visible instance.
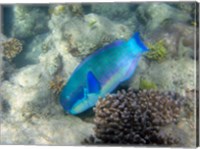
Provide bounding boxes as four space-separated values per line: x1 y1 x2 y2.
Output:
60 32 149 115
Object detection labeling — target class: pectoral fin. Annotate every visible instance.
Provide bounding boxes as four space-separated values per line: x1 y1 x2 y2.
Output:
87 71 101 93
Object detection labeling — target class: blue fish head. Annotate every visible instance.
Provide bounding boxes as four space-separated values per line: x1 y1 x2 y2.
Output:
60 71 101 115
60 85 84 113
69 92 99 115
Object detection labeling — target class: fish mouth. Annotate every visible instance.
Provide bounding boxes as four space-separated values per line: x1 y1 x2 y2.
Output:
69 93 100 115
69 98 90 115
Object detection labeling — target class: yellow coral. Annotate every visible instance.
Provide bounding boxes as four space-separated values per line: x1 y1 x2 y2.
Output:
88 20 97 28
145 40 167 61
49 5 66 16
2 38 23 61
139 78 157 90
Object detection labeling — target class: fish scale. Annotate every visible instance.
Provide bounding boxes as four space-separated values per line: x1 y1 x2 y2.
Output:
60 32 149 115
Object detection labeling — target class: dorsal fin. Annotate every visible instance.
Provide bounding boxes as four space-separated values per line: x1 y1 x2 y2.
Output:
87 71 101 93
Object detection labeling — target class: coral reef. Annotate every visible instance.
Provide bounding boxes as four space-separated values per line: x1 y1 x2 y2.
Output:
129 57 195 95
0 34 7 82
16 33 50 66
10 5 49 39
145 40 167 61
1 38 23 61
136 3 191 31
0 52 3 82
49 12 130 57
49 4 84 17
91 3 131 21
49 75 65 95
0 59 94 144
0 95 11 119
1 3 197 146
1 113 94 145
146 21 195 60
49 5 66 16
68 4 84 17
86 89 186 145
0 34 17 81
88 19 97 28
169 2 196 14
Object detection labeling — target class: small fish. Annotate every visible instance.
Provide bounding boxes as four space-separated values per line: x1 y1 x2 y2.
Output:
60 32 149 115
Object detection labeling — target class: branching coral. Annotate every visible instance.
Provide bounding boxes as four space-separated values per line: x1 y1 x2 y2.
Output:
1 38 23 61
84 89 185 145
145 40 167 61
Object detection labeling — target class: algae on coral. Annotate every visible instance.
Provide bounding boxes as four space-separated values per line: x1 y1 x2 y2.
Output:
139 78 157 90
145 40 167 61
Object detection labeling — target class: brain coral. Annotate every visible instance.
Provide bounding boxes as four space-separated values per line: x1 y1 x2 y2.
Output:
86 89 185 145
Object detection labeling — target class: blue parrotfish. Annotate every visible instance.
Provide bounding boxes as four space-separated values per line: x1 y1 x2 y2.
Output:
60 32 149 115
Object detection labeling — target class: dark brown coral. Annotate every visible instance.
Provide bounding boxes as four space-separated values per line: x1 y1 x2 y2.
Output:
2 38 23 61
90 89 185 145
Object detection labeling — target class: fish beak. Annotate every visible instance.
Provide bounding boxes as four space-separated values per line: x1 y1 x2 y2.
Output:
69 93 99 115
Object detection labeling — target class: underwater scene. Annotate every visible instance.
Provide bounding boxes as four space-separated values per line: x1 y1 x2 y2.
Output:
0 2 199 147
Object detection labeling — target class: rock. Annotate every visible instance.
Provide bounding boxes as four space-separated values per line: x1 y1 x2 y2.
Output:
9 5 49 39
48 8 131 57
39 50 62 76
15 33 49 66
169 2 196 14
10 65 43 88
91 3 131 21
46 10 132 79
1 114 94 145
0 34 7 82
147 21 195 60
129 58 195 95
136 3 191 31
0 56 94 145
0 95 11 119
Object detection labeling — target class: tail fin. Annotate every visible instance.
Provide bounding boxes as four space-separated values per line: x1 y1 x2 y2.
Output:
129 32 149 53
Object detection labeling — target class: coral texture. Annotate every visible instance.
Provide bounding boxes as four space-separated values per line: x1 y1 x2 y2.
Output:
49 75 65 95
1 38 23 61
10 5 49 39
136 3 191 31
139 78 157 90
1 3 196 146
91 89 184 145
129 57 195 95
145 40 167 61
91 3 131 21
0 34 6 82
